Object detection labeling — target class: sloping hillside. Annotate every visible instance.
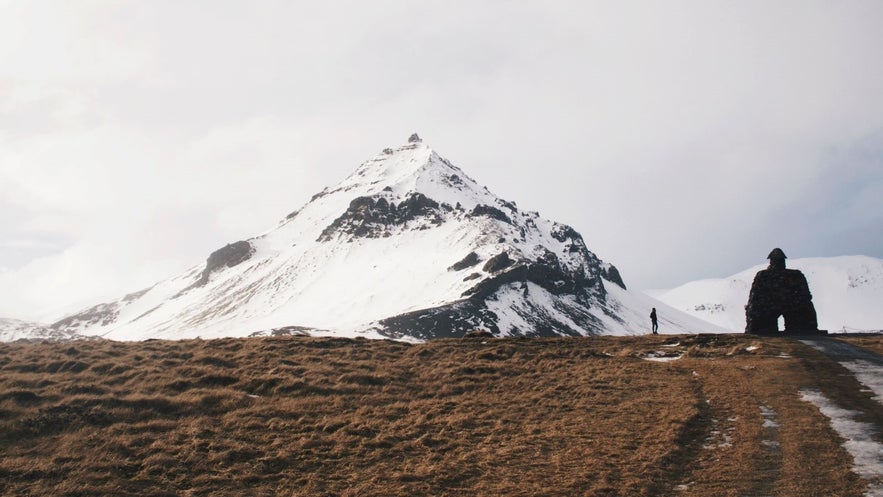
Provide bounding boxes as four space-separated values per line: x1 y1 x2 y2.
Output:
1 334 881 496
0 317 78 342
652 255 883 333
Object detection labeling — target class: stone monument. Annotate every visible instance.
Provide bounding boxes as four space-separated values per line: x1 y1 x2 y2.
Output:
745 248 825 335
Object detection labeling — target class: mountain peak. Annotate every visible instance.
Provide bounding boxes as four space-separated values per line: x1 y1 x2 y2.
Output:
322 138 498 213
35 136 719 342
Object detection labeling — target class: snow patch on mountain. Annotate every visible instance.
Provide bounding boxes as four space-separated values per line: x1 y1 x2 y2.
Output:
652 256 883 333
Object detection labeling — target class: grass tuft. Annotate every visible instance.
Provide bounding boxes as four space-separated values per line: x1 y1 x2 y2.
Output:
0 334 879 496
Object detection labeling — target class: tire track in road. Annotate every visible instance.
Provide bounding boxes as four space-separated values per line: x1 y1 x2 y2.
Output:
800 338 883 367
798 338 883 496
749 403 782 497
801 338 883 409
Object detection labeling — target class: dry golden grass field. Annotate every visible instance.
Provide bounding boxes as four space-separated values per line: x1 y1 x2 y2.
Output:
1 333 881 496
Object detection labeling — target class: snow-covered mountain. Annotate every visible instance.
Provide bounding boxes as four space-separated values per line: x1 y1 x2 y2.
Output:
0 317 81 342
651 255 883 333
31 135 718 341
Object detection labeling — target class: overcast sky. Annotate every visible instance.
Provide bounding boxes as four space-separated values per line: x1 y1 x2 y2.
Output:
1 1 882 321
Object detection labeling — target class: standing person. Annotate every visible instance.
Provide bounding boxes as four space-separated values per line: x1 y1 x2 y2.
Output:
650 308 658 334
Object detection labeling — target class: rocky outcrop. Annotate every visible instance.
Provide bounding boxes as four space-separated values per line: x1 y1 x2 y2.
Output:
470 204 512 225
379 240 617 339
380 300 493 339
601 264 626 290
449 252 481 272
483 252 514 273
380 284 603 339
318 193 447 242
463 253 602 301
462 330 495 339
550 224 580 244
198 241 255 286
548 223 626 291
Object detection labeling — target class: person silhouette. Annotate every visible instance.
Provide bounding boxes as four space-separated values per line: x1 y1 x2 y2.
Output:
650 308 658 334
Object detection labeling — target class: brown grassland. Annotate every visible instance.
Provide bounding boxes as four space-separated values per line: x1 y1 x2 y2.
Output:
1 333 881 496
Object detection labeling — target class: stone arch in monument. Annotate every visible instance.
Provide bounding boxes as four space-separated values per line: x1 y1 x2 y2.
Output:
744 248 824 335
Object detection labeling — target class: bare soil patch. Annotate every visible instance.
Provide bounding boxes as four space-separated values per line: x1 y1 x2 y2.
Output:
0 334 876 496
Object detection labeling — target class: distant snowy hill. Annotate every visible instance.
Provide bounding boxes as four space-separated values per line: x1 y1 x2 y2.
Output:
0 317 80 342
652 255 883 333
15 135 719 341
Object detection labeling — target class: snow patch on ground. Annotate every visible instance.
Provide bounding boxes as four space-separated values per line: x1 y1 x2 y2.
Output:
759 403 782 453
800 389 883 496
800 340 883 407
703 417 734 450
760 404 780 428
642 352 684 362
840 360 883 406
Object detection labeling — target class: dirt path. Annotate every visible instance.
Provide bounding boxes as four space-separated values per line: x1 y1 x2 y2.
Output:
800 337 883 366
667 335 882 497
796 337 883 496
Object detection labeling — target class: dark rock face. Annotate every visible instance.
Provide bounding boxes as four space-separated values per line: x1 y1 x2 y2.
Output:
550 224 580 243
470 204 512 224
601 265 626 290
548 223 626 291
449 252 481 272
483 252 514 273
199 241 255 286
745 249 821 335
379 287 602 339
379 300 495 339
462 330 495 339
525 252 587 295
318 193 445 242
465 252 601 301
379 240 617 339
